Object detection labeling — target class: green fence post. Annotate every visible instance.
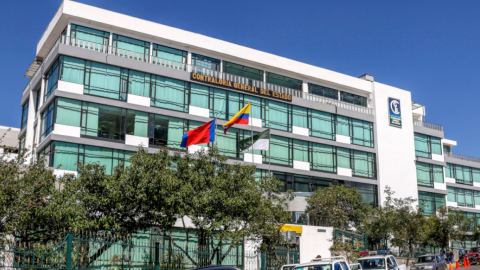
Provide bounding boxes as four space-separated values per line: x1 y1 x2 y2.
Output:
67 231 72 270
155 241 160 270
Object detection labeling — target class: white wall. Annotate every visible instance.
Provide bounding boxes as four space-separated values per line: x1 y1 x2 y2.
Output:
298 225 333 263
373 82 418 205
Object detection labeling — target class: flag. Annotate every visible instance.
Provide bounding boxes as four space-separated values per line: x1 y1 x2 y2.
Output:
238 129 270 153
180 119 216 147
222 103 250 134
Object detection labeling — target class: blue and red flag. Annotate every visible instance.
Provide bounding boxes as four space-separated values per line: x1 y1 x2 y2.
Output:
180 119 216 147
222 103 250 134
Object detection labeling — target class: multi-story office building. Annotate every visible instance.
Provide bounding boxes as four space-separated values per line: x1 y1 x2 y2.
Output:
18 0 480 252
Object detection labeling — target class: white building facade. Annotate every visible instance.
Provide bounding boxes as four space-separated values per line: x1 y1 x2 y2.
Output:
18 0 480 259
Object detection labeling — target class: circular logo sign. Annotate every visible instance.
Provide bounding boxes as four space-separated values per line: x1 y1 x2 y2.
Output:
390 99 400 114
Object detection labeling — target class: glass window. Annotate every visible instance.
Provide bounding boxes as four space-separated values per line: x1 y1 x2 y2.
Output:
336 116 350 136
311 143 335 172
190 83 209 109
357 259 386 270
337 147 351 169
351 119 374 147
340 92 367 107
192 53 221 73
416 162 440 187
267 135 292 166
112 34 150 61
148 114 186 149
308 83 339 100
56 98 81 127
266 72 302 91
223 61 263 85
84 61 125 100
52 141 79 171
40 102 55 141
153 44 187 64
21 100 29 129
60 56 85 85
418 191 446 215
448 187 475 208
347 181 378 207
414 133 442 159
150 75 188 112
81 102 125 141
292 106 308 128
70 24 109 48
266 100 290 131
244 95 263 119
128 70 151 97
352 150 375 178
216 126 239 158
293 139 309 162
126 110 148 138
310 110 335 140
45 58 59 100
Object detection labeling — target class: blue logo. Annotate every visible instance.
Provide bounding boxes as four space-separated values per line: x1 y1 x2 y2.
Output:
388 97 402 127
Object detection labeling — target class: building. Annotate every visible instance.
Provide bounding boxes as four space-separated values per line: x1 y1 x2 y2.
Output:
18 0 480 258
0 126 20 161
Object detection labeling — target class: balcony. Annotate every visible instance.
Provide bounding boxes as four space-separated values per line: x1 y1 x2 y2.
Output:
24 35 374 115
413 119 443 131
446 152 480 164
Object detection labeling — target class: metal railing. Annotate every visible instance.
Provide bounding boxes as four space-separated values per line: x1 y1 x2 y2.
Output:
446 152 480 164
25 34 374 115
413 119 443 131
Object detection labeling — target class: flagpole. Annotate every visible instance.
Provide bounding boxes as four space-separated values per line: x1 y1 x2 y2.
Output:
249 101 254 166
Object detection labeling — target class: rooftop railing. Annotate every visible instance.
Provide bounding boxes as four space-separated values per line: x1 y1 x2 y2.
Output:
25 35 374 115
446 152 480 164
413 119 443 131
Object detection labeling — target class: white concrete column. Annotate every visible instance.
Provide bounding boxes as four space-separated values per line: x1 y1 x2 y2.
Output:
24 93 36 159
108 32 113 54
66 23 71 45
39 75 46 107
149 43 153 64
302 82 309 93
186 49 192 72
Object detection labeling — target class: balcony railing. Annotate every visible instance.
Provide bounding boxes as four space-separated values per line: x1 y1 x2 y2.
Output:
446 152 480 164
25 35 374 115
290 212 335 227
413 119 443 131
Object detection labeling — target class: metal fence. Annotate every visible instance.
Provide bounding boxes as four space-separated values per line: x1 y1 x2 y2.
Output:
413 120 443 131
446 152 480 164
0 231 297 270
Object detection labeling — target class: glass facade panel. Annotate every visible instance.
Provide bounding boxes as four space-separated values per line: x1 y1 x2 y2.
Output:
151 76 188 112
337 147 351 169
40 102 55 141
293 139 309 162
192 54 221 72
336 116 350 136
414 133 442 159
70 24 109 48
45 59 59 100
351 119 374 147
21 100 29 129
190 83 209 109
56 98 81 127
308 83 338 100
81 102 125 140
126 110 148 137
418 191 446 215
292 106 308 128
222 61 263 84
266 72 302 90
84 61 125 100
216 126 240 158
148 114 186 149
352 150 375 178
310 110 334 140
266 100 290 131
446 163 477 186
340 92 367 107
311 143 335 172
112 34 150 60
267 135 292 166
448 187 477 208
60 56 85 84
153 44 187 64
128 70 151 97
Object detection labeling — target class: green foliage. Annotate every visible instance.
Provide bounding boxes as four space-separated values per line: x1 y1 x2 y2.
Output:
0 139 83 244
169 146 291 267
304 184 371 230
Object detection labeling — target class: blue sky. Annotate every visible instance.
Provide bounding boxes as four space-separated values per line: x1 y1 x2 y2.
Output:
1 0 479 156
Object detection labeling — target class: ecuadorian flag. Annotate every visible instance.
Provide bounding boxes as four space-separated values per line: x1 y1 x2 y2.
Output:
222 103 250 134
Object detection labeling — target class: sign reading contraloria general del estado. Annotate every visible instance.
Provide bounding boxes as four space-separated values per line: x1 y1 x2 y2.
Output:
191 73 292 102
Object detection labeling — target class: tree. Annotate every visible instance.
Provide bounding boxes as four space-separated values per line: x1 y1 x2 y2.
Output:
361 209 391 250
330 235 365 263
304 184 371 230
168 146 291 267
423 206 474 250
0 142 84 244
382 186 426 266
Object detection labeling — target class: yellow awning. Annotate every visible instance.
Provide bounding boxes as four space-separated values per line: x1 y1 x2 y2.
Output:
281 225 302 234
